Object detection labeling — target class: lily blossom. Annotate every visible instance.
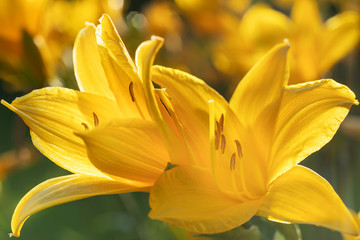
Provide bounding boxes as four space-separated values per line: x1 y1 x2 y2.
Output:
2 15 168 237
147 42 359 235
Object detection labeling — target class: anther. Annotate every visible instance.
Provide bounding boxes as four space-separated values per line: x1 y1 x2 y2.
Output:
215 129 220 150
235 140 243 158
129 81 135 102
215 120 221 133
230 153 236 170
219 114 224 132
221 134 226 154
81 122 89 130
93 112 99 126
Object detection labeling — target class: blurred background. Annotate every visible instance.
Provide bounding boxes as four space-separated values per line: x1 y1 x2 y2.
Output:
0 0 359 239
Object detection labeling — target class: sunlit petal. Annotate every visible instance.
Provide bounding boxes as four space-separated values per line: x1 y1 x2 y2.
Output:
229 42 289 129
258 165 358 236
96 14 149 119
1 87 121 177
73 23 115 100
268 79 358 181
76 119 169 183
11 174 149 237
149 166 263 234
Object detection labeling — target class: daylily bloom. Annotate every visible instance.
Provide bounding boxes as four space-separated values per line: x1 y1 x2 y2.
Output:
147 42 359 235
213 0 359 84
1 15 169 237
0 0 124 91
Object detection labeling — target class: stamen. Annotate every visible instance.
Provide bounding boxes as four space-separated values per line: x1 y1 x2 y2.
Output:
221 134 226 154
129 81 135 102
235 140 243 158
81 122 89 130
215 120 221 133
219 113 224 132
214 129 220 150
159 97 171 116
230 153 236 170
93 112 99 126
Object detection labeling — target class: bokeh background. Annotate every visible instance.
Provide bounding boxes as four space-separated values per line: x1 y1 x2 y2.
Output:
0 0 359 239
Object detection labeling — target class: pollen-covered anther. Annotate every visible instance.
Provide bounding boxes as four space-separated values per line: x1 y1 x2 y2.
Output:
129 81 135 102
81 122 89 130
230 153 236 170
93 112 99 126
219 114 224 132
235 140 243 158
221 134 226 154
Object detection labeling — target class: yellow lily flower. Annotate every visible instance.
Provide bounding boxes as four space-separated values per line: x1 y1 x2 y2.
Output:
146 42 359 235
1 15 169 237
213 0 359 84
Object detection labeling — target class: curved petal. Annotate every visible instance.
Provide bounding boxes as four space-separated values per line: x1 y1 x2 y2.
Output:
96 14 150 119
1 87 122 177
320 12 360 73
73 23 115 100
152 65 230 168
11 174 149 237
268 79 358 181
149 166 263 234
258 165 358 236
229 42 289 129
137 37 196 167
76 119 169 183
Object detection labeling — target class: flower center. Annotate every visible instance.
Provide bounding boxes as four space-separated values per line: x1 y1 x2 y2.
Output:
209 101 258 200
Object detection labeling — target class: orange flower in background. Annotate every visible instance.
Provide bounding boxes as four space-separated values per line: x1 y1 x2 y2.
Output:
174 0 249 35
0 0 125 91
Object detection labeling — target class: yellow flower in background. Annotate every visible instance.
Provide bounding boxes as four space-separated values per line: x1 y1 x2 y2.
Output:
146 42 359 235
1 15 169 237
0 0 124 91
213 0 359 84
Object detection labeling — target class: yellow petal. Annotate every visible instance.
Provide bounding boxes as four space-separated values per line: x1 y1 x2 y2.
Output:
320 12 360 73
73 23 115 100
11 174 149 237
137 37 192 166
1 87 121 177
96 14 150 119
229 42 289 129
268 79 358 181
291 0 322 31
151 65 231 168
149 166 263 234
76 119 169 184
258 165 358 236
342 211 360 240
